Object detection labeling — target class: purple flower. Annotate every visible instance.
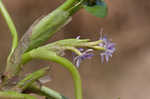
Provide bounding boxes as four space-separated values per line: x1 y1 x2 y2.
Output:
99 35 115 63
73 49 94 68
76 36 81 39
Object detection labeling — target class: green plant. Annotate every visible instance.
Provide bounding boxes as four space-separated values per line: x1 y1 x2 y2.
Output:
0 0 114 99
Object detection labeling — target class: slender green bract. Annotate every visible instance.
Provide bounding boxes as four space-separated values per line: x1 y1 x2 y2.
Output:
0 0 18 63
22 49 82 99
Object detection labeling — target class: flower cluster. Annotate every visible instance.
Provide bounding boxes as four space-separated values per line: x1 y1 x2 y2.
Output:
99 35 115 63
73 33 115 67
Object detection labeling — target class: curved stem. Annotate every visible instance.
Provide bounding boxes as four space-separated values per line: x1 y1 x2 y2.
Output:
0 0 18 63
22 49 82 99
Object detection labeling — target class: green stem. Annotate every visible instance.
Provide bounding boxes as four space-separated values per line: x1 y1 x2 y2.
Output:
0 0 18 63
0 91 37 99
22 49 82 99
27 84 68 99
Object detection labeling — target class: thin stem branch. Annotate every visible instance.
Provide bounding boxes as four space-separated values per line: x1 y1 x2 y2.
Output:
0 0 18 63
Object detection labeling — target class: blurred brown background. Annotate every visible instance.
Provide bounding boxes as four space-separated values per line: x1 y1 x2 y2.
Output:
0 0 150 99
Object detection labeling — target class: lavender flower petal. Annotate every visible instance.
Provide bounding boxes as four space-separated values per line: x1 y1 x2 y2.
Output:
99 35 115 63
76 36 80 39
73 49 94 68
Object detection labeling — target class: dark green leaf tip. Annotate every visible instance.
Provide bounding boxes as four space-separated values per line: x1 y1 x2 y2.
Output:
84 0 108 18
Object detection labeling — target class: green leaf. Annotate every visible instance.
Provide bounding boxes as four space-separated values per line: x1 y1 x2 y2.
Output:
84 2 108 18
